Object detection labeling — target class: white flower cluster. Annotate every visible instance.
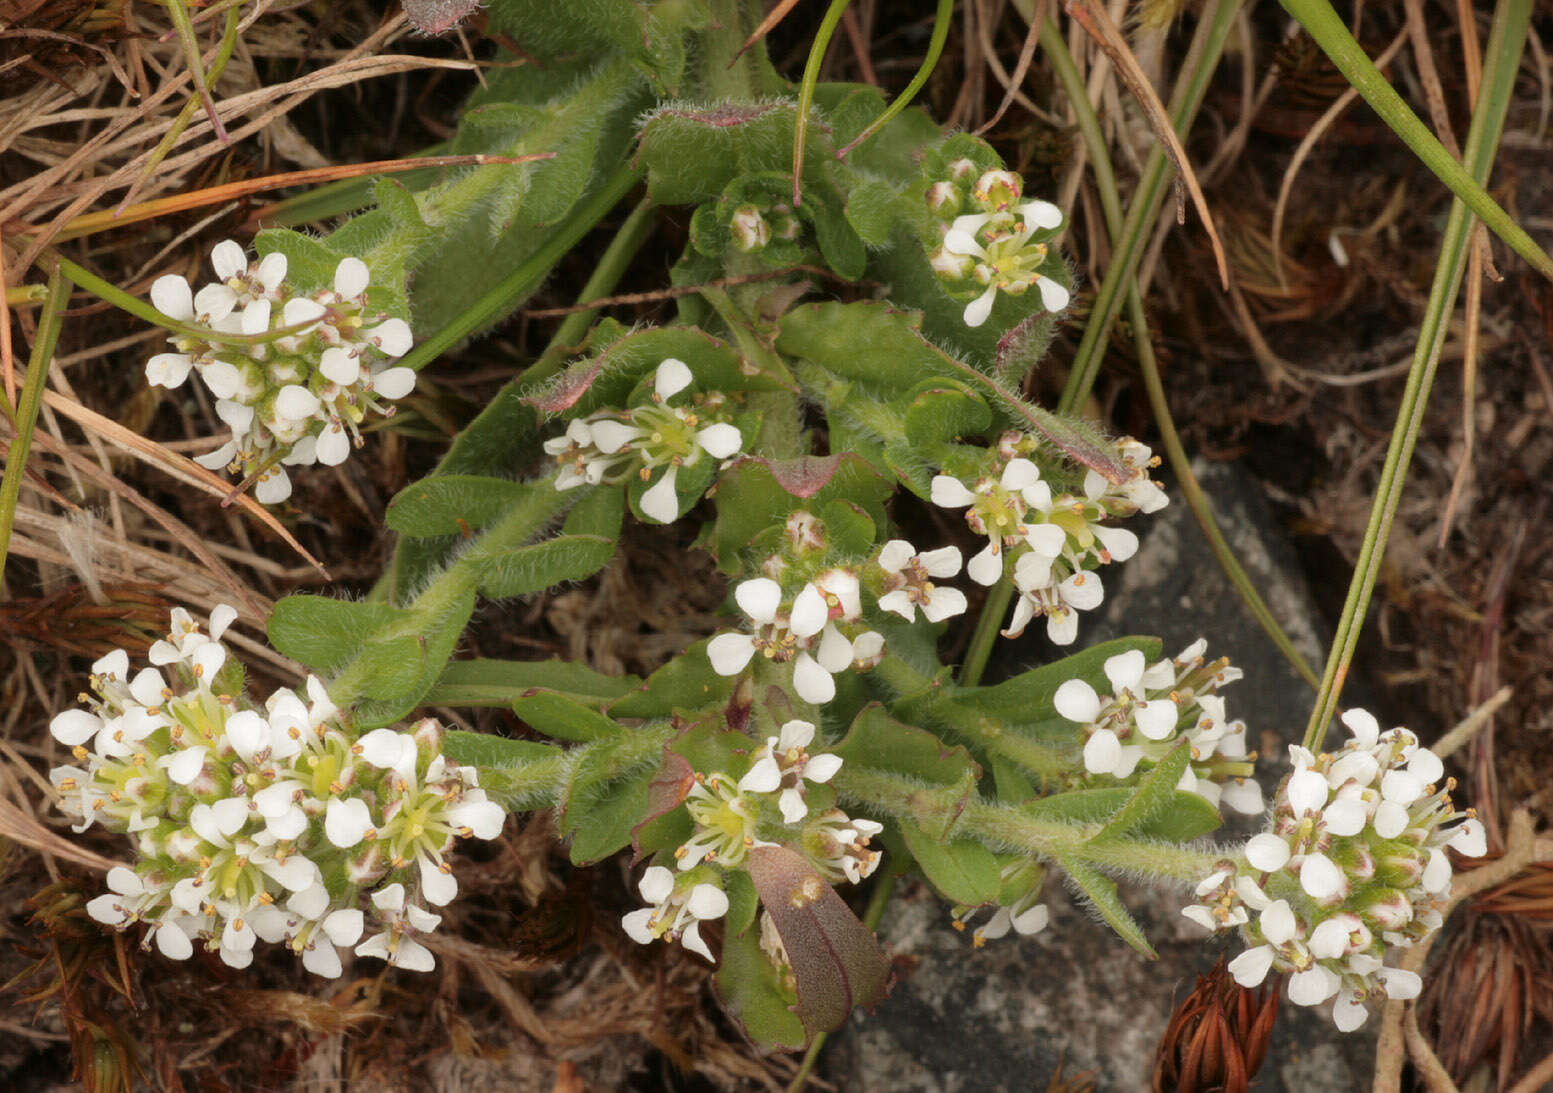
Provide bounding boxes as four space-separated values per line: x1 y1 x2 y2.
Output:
1183 709 1487 1030
931 438 1165 645
146 240 416 503
623 719 881 964
926 167 1070 327
875 539 968 623
542 358 743 523
50 606 504 976
707 573 883 706
1054 641 1262 815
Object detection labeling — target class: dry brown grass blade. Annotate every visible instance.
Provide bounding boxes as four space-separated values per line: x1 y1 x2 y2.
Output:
1270 28 1408 290
734 0 804 62
0 793 120 874
38 388 328 578
1063 0 1229 289
1 220 14 406
975 0 1048 135
31 153 556 242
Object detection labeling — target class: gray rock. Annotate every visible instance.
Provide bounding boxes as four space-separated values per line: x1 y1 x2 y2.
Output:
823 459 1379 1091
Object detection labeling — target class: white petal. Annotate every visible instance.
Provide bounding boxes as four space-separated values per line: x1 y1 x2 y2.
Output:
878 590 915 620
162 746 208 785
1134 699 1178 740
1372 800 1410 839
805 753 843 784
792 653 836 705
303 943 344 978
639 866 676 904
622 908 656 945
129 666 165 706
419 856 458 906
1288 967 1339 1006
193 282 237 322
1053 679 1101 724
1182 905 1218 932
211 240 247 280
639 466 681 524
734 578 782 624
1340 708 1380 748
208 604 237 642
254 467 292 505
686 884 729 920
320 347 361 385
680 921 716 962
151 275 194 320
224 710 269 761
1322 798 1367 837
316 426 351 467
1093 524 1138 562
1037 277 1070 312
447 799 506 840
922 587 968 622
50 709 101 746
325 798 372 848
919 545 962 577
371 366 416 400
1299 853 1345 899
1021 522 1066 557
778 787 808 824
706 633 756 676
1082 729 1121 775
1332 989 1369 1032
942 228 986 258
1308 917 1352 959
1059 569 1103 610
1221 779 1265 815
334 257 370 298
738 756 782 794
790 584 828 639
1376 967 1421 1000
696 423 742 459
1261 899 1297 945
106 865 144 897
1245 833 1291 872
1422 849 1452 893
239 298 272 335
366 319 413 356
815 624 853 672
967 543 1003 586
266 806 307 841
1380 770 1424 805
275 384 321 421
1018 199 1063 230
1228 944 1275 987
391 937 437 972
282 297 326 328
930 475 976 508
156 924 194 960
1000 458 1039 491
1044 606 1079 646
1446 818 1487 857
877 540 914 573
200 360 243 400
358 728 409 769
1012 905 1049 935
92 649 129 681
255 252 288 291
146 352 193 388
1407 747 1443 787
1287 769 1330 815
654 358 692 400
589 419 641 454
963 283 999 327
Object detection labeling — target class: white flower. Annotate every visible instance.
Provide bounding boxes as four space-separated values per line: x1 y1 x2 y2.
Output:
706 579 850 706
876 540 967 622
930 459 1051 585
940 197 1069 327
355 883 441 972
738 719 843 824
621 866 728 963
805 809 884 885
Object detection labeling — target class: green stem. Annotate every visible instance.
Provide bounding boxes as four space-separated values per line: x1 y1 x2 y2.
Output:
1302 0 1532 750
1056 0 1243 415
0 264 66 577
958 576 1014 688
161 0 227 142
1280 0 1553 280
791 0 852 207
836 0 954 159
1043 17 1322 691
874 653 1067 784
392 162 644 376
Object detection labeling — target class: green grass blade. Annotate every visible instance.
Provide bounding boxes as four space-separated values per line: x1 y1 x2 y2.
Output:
837 0 954 159
0 264 67 574
792 0 852 207
1280 0 1553 281
1302 0 1534 750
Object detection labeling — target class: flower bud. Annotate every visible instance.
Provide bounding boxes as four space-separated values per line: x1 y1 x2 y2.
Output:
730 205 771 252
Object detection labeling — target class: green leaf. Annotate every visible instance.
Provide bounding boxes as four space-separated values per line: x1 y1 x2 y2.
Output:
511 690 624 743
386 476 547 538
1054 852 1156 958
253 229 343 293
724 868 760 939
902 378 992 450
1090 741 1192 844
636 101 832 206
777 300 1127 481
422 657 637 707
267 596 408 675
476 535 615 598
558 738 657 864
897 826 1004 905
715 919 806 1050
832 705 980 839
608 640 734 719
443 729 562 769
711 453 891 571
